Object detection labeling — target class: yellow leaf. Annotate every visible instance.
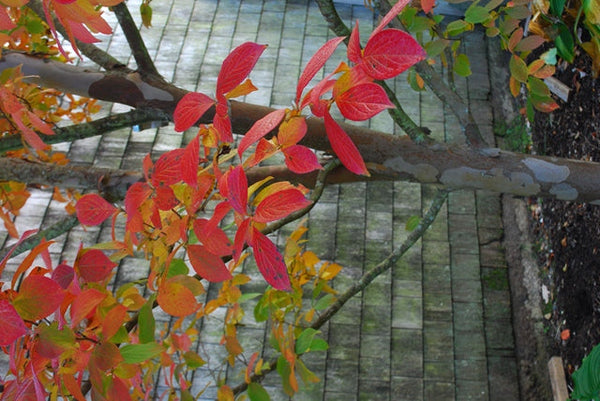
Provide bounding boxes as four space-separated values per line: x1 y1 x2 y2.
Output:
217 385 234 401
225 79 258 99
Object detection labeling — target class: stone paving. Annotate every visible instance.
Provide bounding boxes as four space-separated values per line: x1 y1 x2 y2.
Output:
0 0 520 400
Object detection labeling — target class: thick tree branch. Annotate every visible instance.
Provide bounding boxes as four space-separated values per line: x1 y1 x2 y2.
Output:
112 2 160 77
0 109 169 153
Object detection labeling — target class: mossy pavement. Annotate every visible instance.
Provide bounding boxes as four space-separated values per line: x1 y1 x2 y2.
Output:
0 0 520 399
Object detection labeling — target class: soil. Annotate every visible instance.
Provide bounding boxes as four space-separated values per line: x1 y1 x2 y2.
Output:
530 49 600 386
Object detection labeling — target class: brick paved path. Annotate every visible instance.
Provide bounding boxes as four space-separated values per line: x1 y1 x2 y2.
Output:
0 1 520 400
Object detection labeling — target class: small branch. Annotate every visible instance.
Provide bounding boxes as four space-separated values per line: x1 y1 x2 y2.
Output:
0 109 169 153
27 0 125 71
0 215 79 261
314 0 429 143
112 2 160 77
232 189 449 394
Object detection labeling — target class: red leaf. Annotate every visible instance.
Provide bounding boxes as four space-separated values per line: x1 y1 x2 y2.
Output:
51 263 74 289
0 299 26 346
152 148 185 187
77 249 117 283
157 279 198 317
193 219 233 257
233 218 251 262
173 92 214 132
254 189 311 223
124 182 152 233
154 185 179 211
361 29 426 80
224 166 248 215
372 0 412 36
323 110 369 176
182 135 200 187
421 0 435 13
238 109 286 156
335 82 394 121
13 275 64 321
0 7 15 30
75 194 116 226
283 145 322 174
249 138 278 167
250 228 291 291
348 21 362 64
216 42 267 96
214 100 233 142
187 245 233 282
70 288 107 328
296 36 346 103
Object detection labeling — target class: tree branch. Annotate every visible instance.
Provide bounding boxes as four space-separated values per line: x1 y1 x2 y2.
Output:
112 2 160 77
0 109 169 153
232 189 449 394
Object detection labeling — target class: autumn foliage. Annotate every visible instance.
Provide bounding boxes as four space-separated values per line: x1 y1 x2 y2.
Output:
0 0 427 399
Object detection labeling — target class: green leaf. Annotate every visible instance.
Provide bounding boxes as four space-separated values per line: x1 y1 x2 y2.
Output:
509 55 529 83
247 382 271 401
239 292 262 303
138 298 155 344
308 338 329 352
166 258 188 278
109 326 129 344
445 20 473 37
550 0 566 17
555 23 575 63
425 39 451 58
453 53 472 77
503 5 531 19
276 356 295 397
119 342 164 364
527 76 551 97
295 328 318 354
405 215 421 231
571 343 600 400
465 5 492 24
314 293 335 311
183 351 205 369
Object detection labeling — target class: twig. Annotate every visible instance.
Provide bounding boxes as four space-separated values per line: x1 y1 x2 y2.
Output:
0 109 169 153
232 188 449 394
112 2 160 77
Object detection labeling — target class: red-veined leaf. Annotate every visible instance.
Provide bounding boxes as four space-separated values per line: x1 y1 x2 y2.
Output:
250 228 291 291
216 42 267 96
348 21 362 64
233 217 251 262
155 185 179 211
75 194 116 226
173 92 214 132
13 275 64 321
51 263 74 289
152 148 185 187
157 279 198 317
323 110 369 176
214 100 233 142
0 299 26 346
335 82 394 121
296 36 346 103
182 134 200 187
76 249 117 283
422 0 435 13
70 288 107 328
187 244 233 282
283 145 323 174
238 109 286 156
361 29 426 80
372 0 411 36
225 166 248 215
193 219 233 257
254 188 312 223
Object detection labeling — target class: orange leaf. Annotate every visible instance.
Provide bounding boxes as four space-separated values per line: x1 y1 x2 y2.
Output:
157 279 198 317
101 304 127 341
225 78 258 99
13 275 64 321
421 0 435 13
70 288 107 328
278 116 307 148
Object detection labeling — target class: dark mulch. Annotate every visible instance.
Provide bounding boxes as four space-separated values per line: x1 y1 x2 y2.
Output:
531 49 600 382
